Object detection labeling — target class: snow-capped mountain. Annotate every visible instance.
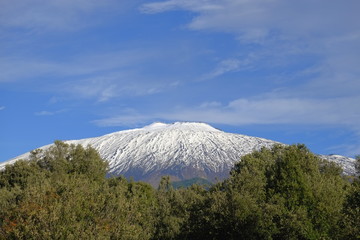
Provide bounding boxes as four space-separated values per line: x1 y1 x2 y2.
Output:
0 122 356 185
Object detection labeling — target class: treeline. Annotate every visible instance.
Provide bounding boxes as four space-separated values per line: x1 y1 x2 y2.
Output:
0 141 359 239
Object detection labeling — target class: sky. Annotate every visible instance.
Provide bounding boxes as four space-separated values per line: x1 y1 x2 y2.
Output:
1 0 360 162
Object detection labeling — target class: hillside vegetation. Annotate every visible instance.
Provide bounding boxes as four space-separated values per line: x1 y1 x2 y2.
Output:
0 141 359 239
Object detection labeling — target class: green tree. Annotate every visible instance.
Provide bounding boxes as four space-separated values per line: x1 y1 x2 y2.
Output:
0 142 356 239
0 141 156 239
340 155 360 239
152 176 185 239
201 144 350 239
355 155 360 175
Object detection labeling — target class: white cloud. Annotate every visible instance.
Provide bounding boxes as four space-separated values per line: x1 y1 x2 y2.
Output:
0 57 60 83
35 109 67 116
93 94 360 130
93 115 151 127
199 101 222 108
63 75 121 102
0 106 5 110
201 54 258 80
140 1 360 159
35 111 56 116
142 0 360 39
0 49 153 83
0 48 180 101
140 0 222 14
60 72 179 102
142 0 360 97
201 59 242 80
159 96 359 127
92 108 155 127
0 0 132 31
328 140 360 158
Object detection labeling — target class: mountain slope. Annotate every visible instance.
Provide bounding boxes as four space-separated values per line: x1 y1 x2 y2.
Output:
0 122 356 185
69 122 278 184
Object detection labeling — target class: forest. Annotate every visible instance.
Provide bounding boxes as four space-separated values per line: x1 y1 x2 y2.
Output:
0 141 359 239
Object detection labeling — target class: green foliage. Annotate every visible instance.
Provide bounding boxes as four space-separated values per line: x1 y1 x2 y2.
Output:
153 176 185 239
0 142 358 239
340 155 360 239
0 142 156 240
188 144 351 240
355 155 360 175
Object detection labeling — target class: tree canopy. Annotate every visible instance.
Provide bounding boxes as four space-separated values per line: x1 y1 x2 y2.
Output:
0 142 358 239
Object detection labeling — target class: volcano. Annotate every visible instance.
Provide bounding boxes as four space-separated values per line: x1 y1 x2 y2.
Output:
0 122 356 185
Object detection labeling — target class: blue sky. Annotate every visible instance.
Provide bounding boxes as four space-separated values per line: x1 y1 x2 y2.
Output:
1 0 360 162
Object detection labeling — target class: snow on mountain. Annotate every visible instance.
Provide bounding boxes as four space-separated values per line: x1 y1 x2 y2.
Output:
66 122 278 184
318 154 356 176
0 122 356 185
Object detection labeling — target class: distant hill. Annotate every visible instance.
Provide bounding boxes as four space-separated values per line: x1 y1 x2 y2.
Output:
171 177 212 189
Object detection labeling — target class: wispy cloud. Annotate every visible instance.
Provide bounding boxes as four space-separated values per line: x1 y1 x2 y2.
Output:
0 48 181 101
201 58 242 80
59 72 180 102
0 49 154 83
138 0 360 157
327 140 360 158
199 101 222 108
0 0 131 32
201 55 257 80
187 96 359 126
92 108 157 127
93 94 360 134
140 0 222 14
0 106 5 111
0 57 59 83
35 111 56 116
142 0 360 40
142 0 360 96
35 109 67 116
93 114 153 127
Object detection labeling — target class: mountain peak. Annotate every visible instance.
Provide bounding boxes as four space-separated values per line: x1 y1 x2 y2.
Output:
142 121 220 132
143 122 169 130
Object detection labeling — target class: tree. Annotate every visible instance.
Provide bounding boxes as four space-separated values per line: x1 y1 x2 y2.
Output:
204 144 350 239
355 155 360 176
152 176 186 239
340 155 360 239
0 141 156 239
0 142 356 239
